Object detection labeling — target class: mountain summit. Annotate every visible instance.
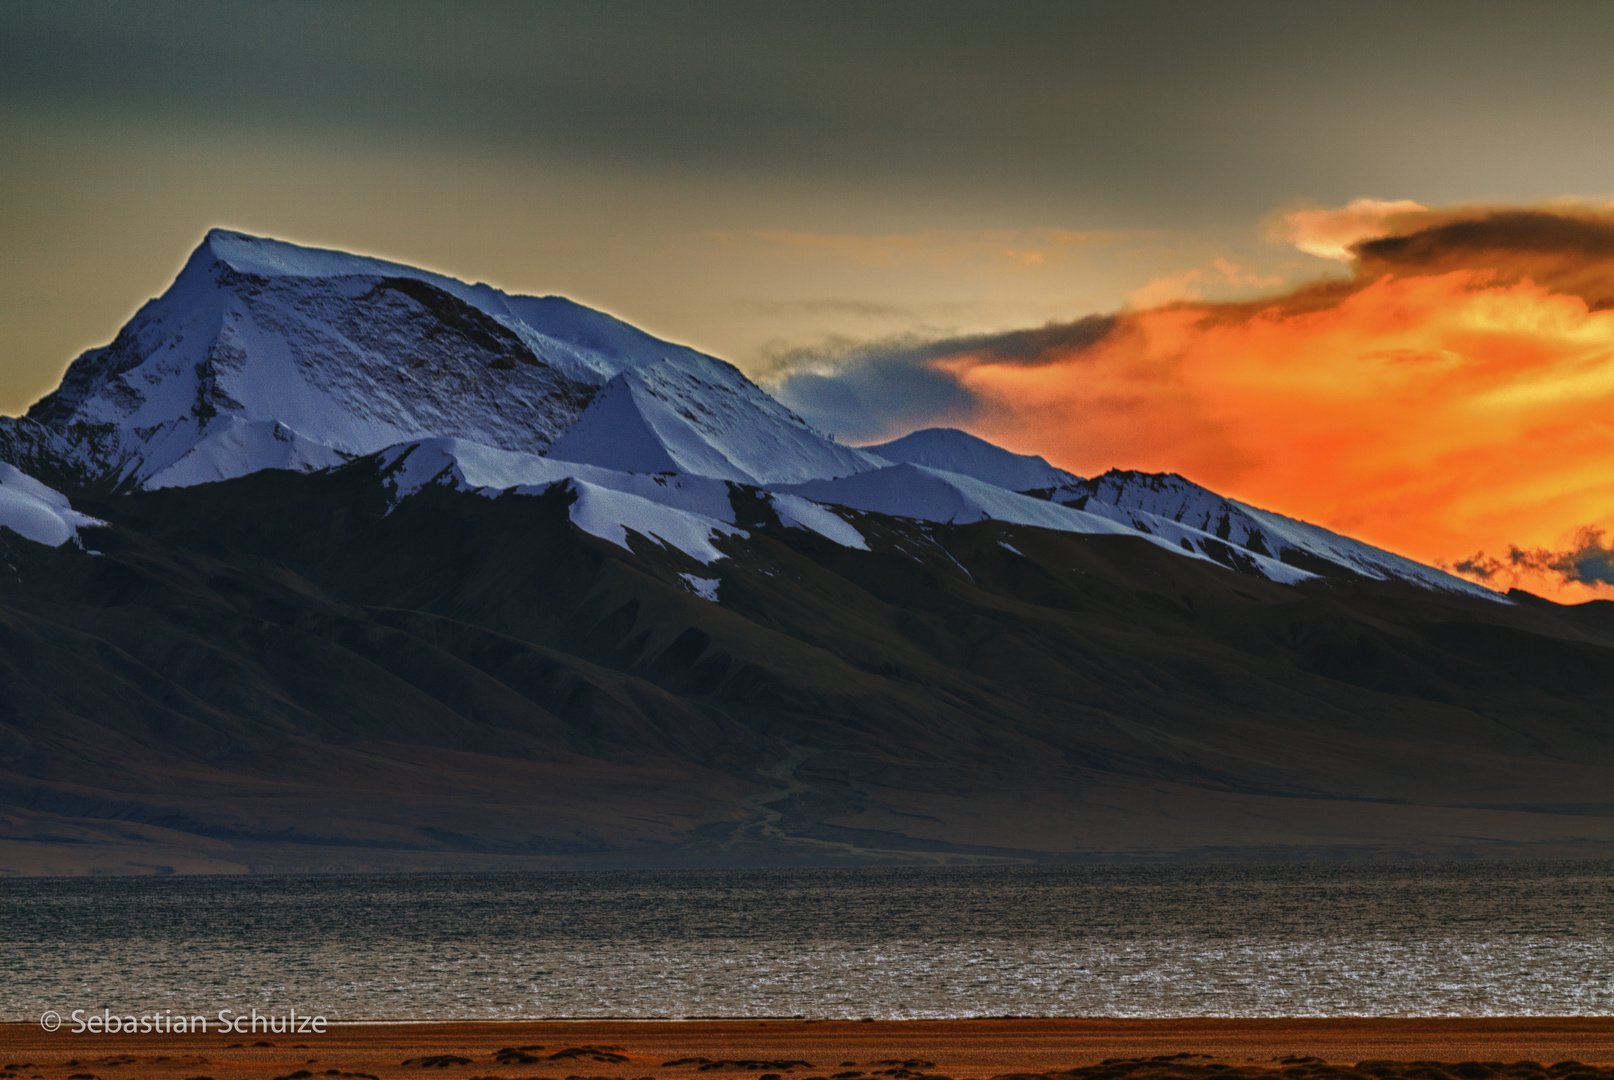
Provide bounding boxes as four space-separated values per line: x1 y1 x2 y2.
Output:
8 229 873 491
864 427 1077 490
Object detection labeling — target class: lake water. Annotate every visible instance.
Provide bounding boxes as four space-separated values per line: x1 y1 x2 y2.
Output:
3 862 1613 1021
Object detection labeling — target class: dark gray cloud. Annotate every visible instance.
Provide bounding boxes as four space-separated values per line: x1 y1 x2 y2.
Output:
769 314 1118 442
1355 209 1614 310
1450 554 1502 581
915 315 1121 367
1451 527 1614 589
1513 529 1614 587
1359 211 1614 265
10 2 1614 219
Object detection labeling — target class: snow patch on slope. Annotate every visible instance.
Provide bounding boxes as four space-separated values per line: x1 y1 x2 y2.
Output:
678 573 722 602
769 493 870 550
140 417 350 489
0 464 104 547
562 480 739 565
375 439 743 564
379 438 738 521
864 428 1077 491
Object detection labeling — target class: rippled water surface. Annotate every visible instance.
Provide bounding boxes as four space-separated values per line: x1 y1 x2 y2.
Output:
3 863 1613 1020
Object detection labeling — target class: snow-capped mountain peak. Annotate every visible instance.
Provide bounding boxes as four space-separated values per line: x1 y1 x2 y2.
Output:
547 360 885 485
10 229 869 491
184 230 725 384
863 427 1079 490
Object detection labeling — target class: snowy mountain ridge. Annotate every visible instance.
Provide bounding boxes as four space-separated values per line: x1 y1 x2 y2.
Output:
776 463 1320 585
1038 469 1498 600
0 230 1500 603
363 431 1485 601
370 438 869 565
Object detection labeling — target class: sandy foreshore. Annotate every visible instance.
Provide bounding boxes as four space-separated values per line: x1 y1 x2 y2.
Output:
2 1018 1613 1080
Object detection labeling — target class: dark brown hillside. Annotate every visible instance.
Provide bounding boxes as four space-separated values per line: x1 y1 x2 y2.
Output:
3 461 1614 873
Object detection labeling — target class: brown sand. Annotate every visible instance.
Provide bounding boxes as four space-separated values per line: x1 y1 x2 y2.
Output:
3 1018 1613 1080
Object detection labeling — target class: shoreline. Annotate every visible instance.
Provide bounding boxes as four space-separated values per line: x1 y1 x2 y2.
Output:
3 1018 1612 1077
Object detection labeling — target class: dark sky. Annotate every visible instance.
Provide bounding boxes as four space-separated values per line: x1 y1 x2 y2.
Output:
5 0 1614 410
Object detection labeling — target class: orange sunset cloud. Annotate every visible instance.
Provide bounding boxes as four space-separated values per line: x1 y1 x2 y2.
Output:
936 205 1614 602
